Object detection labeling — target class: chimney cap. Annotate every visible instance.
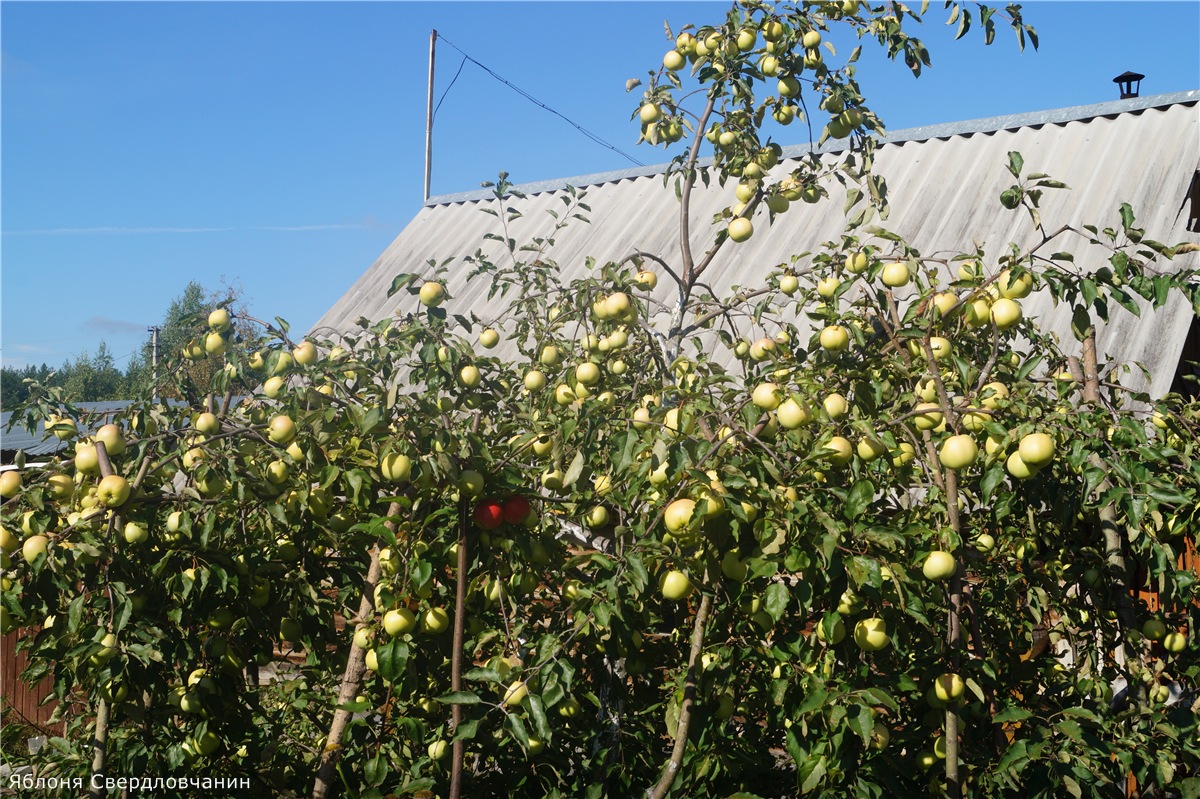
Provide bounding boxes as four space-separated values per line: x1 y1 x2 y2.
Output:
1113 71 1146 83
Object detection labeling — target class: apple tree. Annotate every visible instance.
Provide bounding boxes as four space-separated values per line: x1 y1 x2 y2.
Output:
2 2 1198 798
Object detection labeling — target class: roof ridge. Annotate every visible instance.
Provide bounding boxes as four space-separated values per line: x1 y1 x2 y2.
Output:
426 89 1199 207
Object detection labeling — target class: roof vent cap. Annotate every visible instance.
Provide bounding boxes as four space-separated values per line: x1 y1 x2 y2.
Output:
1113 71 1145 99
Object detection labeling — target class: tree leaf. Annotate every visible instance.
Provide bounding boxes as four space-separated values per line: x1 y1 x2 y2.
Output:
436 691 481 705
764 581 789 622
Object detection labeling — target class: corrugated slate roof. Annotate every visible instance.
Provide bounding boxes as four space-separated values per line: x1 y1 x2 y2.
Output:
312 91 1200 398
0 400 191 459
1 402 134 457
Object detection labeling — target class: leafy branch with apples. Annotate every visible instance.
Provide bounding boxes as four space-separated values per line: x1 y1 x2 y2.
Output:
3 2 1199 798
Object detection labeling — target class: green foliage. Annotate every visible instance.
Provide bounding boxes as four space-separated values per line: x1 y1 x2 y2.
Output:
1 3 1197 799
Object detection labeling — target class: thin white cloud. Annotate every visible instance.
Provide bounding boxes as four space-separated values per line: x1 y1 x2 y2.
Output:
2 223 374 236
5 343 55 355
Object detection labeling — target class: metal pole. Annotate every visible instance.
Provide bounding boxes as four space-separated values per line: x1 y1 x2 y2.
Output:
424 29 436 203
148 326 159 404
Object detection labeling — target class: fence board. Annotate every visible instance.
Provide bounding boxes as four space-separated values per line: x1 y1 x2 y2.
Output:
1 628 62 734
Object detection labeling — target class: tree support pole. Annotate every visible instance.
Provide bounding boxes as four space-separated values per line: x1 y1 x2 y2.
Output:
448 497 469 799
313 502 397 799
648 593 711 799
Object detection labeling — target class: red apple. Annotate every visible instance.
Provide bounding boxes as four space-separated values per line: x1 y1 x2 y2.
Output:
473 499 504 530
502 496 531 525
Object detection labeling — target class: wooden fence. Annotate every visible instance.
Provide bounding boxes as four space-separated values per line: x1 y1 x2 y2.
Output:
1 628 61 735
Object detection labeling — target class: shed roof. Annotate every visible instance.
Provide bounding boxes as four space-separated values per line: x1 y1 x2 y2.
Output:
1 402 136 458
313 91 1200 398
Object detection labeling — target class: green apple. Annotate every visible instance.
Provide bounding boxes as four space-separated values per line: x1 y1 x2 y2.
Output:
663 499 698 536
45 473 73 500
776 397 812 429
881 262 910 287
1141 618 1167 641
819 325 850 352
990 298 1023 330
575 362 601 386
379 453 412 482
933 672 965 702
205 332 227 356
1018 432 1055 467
459 365 482 388
751 382 782 410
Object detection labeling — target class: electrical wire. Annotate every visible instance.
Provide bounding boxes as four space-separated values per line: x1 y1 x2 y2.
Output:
432 56 468 121
435 33 645 168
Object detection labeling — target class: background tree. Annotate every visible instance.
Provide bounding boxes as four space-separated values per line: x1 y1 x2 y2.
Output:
1 3 1196 799
1 281 252 409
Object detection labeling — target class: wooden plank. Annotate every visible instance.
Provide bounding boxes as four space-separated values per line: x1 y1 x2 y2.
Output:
1 628 63 734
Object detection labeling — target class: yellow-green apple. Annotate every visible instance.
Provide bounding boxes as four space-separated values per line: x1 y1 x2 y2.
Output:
776 397 812 429
205 332 227 356
383 608 417 637
727 217 754 243
458 365 481 388
881 262 910 287
1018 432 1055 467
292 340 318 365
922 551 957 581
208 308 231 332
751 382 782 410
823 393 848 419
94 424 126 457
268 415 297 445
853 618 890 651
939 435 978 470
990 298 1022 330
823 436 853 466
0 471 21 498
524 370 546 391
422 607 450 634
22 534 49 564
122 521 149 545
660 570 692 601
419 281 445 307
997 269 1032 299
96 474 131 507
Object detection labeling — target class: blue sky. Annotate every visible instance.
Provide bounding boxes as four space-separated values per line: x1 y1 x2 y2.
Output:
2 1 1197 375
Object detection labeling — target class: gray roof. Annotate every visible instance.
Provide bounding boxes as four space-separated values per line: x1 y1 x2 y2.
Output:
313 91 1200 398
1 402 135 457
0 400 190 459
